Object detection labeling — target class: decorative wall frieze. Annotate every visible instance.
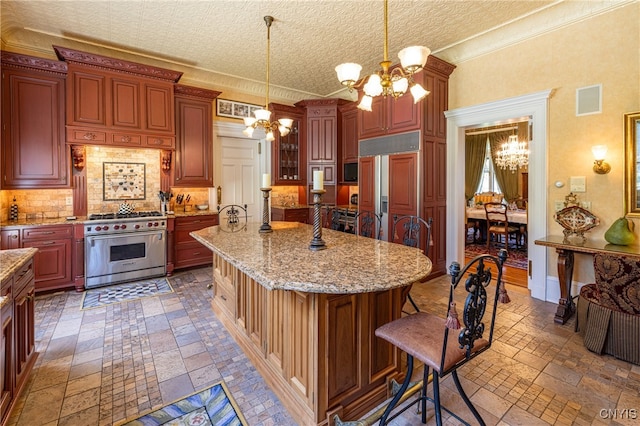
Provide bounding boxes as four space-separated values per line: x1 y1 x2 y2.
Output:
53 45 183 82
1 51 67 75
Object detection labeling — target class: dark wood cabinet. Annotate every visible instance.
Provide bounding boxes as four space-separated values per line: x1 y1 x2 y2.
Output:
54 46 182 150
13 271 35 395
0 230 19 250
1 52 68 189
0 256 37 424
173 85 220 187
339 102 359 184
270 103 305 185
174 214 219 270
271 207 310 224
21 225 73 293
0 280 13 424
357 72 422 140
421 57 456 276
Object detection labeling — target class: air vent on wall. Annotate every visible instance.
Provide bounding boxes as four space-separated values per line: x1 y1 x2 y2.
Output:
359 131 420 157
576 84 602 116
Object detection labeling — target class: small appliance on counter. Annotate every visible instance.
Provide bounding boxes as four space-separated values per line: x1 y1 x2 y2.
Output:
350 194 358 205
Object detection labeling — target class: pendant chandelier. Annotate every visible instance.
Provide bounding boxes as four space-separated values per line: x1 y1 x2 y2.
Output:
495 134 529 172
334 0 431 111
243 16 292 141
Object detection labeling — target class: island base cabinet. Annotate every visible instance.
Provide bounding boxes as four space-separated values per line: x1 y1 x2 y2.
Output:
0 294 13 424
211 253 405 426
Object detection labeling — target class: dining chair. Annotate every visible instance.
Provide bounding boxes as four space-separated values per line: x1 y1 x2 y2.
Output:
391 215 433 312
375 250 509 425
484 202 519 251
354 210 382 240
217 204 248 231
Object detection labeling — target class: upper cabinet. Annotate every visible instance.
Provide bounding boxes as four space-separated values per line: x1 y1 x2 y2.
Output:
1 51 69 189
54 46 183 149
339 102 359 176
173 84 220 187
357 70 423 140
270 103 305 186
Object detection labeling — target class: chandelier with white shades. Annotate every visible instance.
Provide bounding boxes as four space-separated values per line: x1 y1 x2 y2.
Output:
243 16 292 141
334 0 431 111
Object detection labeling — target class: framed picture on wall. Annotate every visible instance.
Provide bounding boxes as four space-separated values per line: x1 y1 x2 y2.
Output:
216 99 262 119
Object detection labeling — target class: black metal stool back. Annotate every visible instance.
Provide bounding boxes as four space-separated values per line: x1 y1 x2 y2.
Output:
391 215 433 312
373 250 509 426
354 210 382 240
217 204 248 232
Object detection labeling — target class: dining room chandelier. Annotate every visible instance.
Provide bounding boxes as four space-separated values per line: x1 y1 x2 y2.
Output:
495 134 530 172
334 0 431 111
243 16 292 141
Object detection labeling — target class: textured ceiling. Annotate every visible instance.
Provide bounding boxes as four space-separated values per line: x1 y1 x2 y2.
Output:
0 0 632 104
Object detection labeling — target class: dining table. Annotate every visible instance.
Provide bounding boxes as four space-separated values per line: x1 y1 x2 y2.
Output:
466 206 528 224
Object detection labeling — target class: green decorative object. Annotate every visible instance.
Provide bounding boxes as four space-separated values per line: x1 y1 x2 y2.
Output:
604 217 636 245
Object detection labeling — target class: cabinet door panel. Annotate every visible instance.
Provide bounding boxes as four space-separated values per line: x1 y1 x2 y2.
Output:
358 96 385 139
174 97 212 187
358 157 375 212
388 94 421 133
111 78 140 128
308 117 323 162
69 70 106 126
2 71 67 188
341 107 359 164
146 84 174 133
22 239 72 291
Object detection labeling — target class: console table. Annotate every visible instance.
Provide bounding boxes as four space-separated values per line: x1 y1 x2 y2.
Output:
534 236 640 324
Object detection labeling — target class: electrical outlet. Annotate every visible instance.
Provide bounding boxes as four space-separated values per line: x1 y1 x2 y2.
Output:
66 196 73 206
554 200 565 211
581 201 592 210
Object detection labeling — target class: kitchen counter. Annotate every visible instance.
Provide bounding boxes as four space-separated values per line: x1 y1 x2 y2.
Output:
191 221 430 293
270 204 309 210
167 209 218 218
0 216 87 227
191 221 431 425
0 247 38 283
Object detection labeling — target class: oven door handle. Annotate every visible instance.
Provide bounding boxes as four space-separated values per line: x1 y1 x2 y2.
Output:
86 230 165 245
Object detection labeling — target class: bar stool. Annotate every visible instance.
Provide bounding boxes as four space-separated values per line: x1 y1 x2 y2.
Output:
375 250 509 425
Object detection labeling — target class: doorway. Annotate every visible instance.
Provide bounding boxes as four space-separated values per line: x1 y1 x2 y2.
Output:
214 122 268 222
445 89 553 302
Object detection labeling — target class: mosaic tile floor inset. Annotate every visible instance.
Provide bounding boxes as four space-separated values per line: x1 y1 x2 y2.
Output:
81 277 173 310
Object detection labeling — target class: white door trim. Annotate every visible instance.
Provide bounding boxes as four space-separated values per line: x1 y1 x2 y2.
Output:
445 89 553 301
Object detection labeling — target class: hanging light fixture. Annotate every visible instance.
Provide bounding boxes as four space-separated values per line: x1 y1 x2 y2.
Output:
334 0 431 111
495 132 530 173
243 16 292 141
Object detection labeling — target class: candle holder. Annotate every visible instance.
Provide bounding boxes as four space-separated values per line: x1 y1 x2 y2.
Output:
309 189 327 250
259 187 273 233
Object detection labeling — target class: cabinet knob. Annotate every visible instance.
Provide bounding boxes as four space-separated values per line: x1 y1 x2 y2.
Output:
11 235 17 239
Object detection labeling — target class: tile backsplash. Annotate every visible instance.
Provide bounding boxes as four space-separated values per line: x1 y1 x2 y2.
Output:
0 188 74 222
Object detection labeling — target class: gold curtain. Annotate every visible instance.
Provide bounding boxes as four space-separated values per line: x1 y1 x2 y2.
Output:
489 131 520 202
465 134 487 202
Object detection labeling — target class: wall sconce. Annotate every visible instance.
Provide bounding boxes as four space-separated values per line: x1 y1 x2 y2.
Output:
592 145 611 174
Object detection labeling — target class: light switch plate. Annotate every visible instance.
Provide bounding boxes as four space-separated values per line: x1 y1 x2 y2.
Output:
570 176 586 192
581 201 591 210
554 200 565 211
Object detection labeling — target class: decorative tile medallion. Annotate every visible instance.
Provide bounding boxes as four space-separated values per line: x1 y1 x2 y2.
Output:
81 277 173 310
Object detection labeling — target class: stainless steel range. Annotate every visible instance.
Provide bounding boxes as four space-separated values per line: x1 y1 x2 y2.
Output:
84 211 166 289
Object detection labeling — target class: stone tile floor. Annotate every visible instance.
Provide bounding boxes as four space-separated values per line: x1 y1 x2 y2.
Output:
6 267 640 425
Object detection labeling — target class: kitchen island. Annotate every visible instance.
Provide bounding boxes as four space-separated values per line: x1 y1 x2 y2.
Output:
190 221 431 426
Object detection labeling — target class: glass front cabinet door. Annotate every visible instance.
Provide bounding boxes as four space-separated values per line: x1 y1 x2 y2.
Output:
271 104 305 185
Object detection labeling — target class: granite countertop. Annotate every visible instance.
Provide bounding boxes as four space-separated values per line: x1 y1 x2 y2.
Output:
0 247 38 283
190 221 431 294
271 204 310 210
0 216 87 227
168 209 218 218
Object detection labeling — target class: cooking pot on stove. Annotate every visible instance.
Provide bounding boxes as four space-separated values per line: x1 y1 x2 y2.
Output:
350 194 358 205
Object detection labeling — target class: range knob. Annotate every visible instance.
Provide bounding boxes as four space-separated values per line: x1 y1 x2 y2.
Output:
134 224 140 229
153 222 159 227
147 222 153 227
95 226 102 231
103 226 109 231
121 224 127 230
114 225 120 230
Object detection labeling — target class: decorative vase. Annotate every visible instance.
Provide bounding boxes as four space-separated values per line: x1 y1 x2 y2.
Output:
604 217 635 245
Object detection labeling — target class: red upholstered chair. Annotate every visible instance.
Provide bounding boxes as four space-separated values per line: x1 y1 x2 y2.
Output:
375 250 509 425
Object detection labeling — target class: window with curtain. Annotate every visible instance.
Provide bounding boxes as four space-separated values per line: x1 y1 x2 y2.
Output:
478 140 501 193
